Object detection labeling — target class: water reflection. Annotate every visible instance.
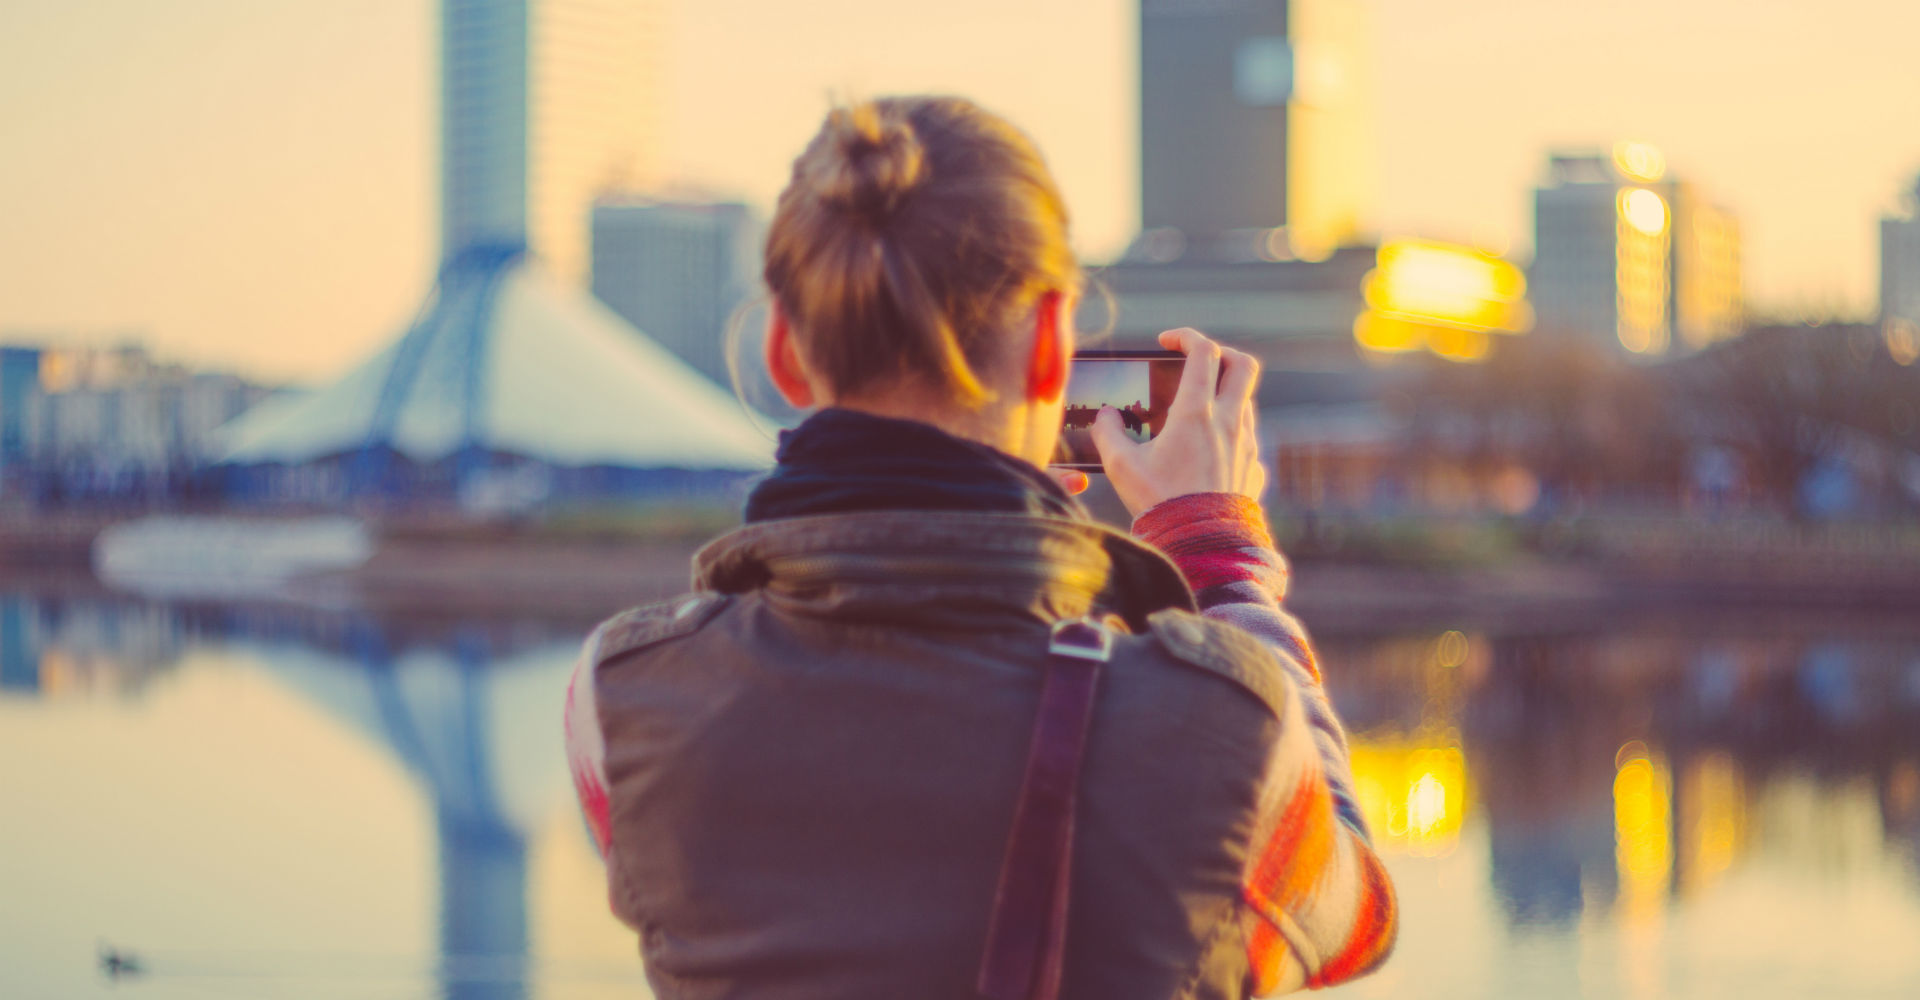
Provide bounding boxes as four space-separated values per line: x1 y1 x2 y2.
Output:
1328 622 1920 932
263 631 574 1000
7 593 1920 997
0 593 190 697
0 591 614 1000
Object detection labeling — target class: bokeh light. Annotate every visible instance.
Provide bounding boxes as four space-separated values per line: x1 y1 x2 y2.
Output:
1614 743 1674 921
1886 318 1920 366
1620 187 1670 236
1613 140 1668 183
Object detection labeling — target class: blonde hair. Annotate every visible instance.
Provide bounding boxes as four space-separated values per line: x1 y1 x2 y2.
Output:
764 96 1079 408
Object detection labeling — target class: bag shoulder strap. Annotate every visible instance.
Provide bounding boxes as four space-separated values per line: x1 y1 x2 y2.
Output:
977 617 1112 1000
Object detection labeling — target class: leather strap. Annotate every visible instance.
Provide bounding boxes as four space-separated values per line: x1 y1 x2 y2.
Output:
977 618 1112 1000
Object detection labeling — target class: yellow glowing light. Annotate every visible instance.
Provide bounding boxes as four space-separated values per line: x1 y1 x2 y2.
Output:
1365 239 1529 332
1614 747 1673 921
1350 740 1469 856
1407 772 1448 836
1613 141 1667 183
1887 319 1920 366
1353 311 1424 353
1619 188 1669 237
1678 752 1746 894
1359 238 1536 362
1617 324 1654 354
1425 325 1491 362
1434 630 1470 668
1354 239 1532 363
1291 229 1337 263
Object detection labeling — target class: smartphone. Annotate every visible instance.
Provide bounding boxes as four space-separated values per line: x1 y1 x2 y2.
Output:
1054 349 1184 471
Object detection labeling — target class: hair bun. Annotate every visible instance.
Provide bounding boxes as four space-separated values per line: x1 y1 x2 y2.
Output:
812 103 927 223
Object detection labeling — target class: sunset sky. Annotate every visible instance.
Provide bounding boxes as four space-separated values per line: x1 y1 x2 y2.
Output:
3 0 1917 383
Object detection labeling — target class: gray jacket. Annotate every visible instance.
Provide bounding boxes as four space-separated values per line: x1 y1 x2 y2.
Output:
572 510 1310 999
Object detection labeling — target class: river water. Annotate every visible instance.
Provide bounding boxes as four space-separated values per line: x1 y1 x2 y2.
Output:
3 588 1919 999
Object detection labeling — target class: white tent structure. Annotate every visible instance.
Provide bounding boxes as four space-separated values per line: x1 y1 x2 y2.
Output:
216 247 772 503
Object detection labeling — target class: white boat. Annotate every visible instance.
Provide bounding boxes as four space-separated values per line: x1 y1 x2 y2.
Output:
93 515 373 600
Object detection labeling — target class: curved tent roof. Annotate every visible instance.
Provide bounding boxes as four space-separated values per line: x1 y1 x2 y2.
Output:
217 249 772 471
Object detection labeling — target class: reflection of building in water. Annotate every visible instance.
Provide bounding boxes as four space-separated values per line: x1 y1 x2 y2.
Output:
1672 750 1746 896
1338 630 1481 857
255 622 579 1000
1612 745 1672 923
1467 635 1625 925
1882 758 1920 868
0 598 36 693
0 594 193 697
20 584 1920 973
0 591 590 1000
1348 738 1469 857
1334 621 1920 928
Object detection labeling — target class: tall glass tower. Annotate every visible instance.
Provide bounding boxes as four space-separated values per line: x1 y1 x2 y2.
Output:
1139 0 1371 259
1883 175 1920 340
440 0 654 283
1531 147 1742 359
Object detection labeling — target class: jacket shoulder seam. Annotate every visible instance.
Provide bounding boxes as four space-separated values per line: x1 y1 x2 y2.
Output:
590 592 731 667
1144 609 1296 720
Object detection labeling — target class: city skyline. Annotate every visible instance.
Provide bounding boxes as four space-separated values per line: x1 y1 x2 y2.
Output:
3 0 1918 383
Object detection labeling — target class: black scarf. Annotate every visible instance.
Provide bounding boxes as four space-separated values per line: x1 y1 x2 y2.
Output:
744 408 1083 523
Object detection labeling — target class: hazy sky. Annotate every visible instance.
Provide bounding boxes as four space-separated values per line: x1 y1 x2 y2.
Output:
3 0 1917 383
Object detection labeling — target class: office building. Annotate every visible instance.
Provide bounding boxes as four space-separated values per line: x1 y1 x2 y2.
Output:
1670 188 1742 351
206 0 764 508
1099 0 1378 406
591 199 761 390
1139 0 1371 259
442 0 655 283
1882 173 1920 337
1091 248 1376 403
1530 145 1741 358
0 347 40 481
0 338 270 499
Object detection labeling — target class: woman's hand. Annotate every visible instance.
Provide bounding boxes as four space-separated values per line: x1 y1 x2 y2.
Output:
1090 328 1267 520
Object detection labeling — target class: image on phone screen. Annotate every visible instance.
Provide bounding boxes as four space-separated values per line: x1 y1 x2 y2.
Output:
1055 351 1183 470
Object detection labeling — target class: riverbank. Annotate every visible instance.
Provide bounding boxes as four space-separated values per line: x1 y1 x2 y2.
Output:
288 542 1920 635
7 508 1917 631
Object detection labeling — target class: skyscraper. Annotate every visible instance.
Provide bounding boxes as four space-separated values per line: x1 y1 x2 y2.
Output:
591 199 762 390
441 0 654 283
0 347 40 484
1139 0 1370 259
1100 0 1378 393
211 0 765 505
1530 145 1741 358
1882 174 1920 338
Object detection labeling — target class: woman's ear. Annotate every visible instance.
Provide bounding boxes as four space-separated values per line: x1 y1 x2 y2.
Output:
766 305 817 409
1025 290 1072 404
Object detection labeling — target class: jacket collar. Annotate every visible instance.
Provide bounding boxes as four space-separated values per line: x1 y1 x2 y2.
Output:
693 510 1196 632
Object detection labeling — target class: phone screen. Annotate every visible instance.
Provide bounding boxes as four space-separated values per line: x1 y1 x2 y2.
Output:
1054 350 1184 470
